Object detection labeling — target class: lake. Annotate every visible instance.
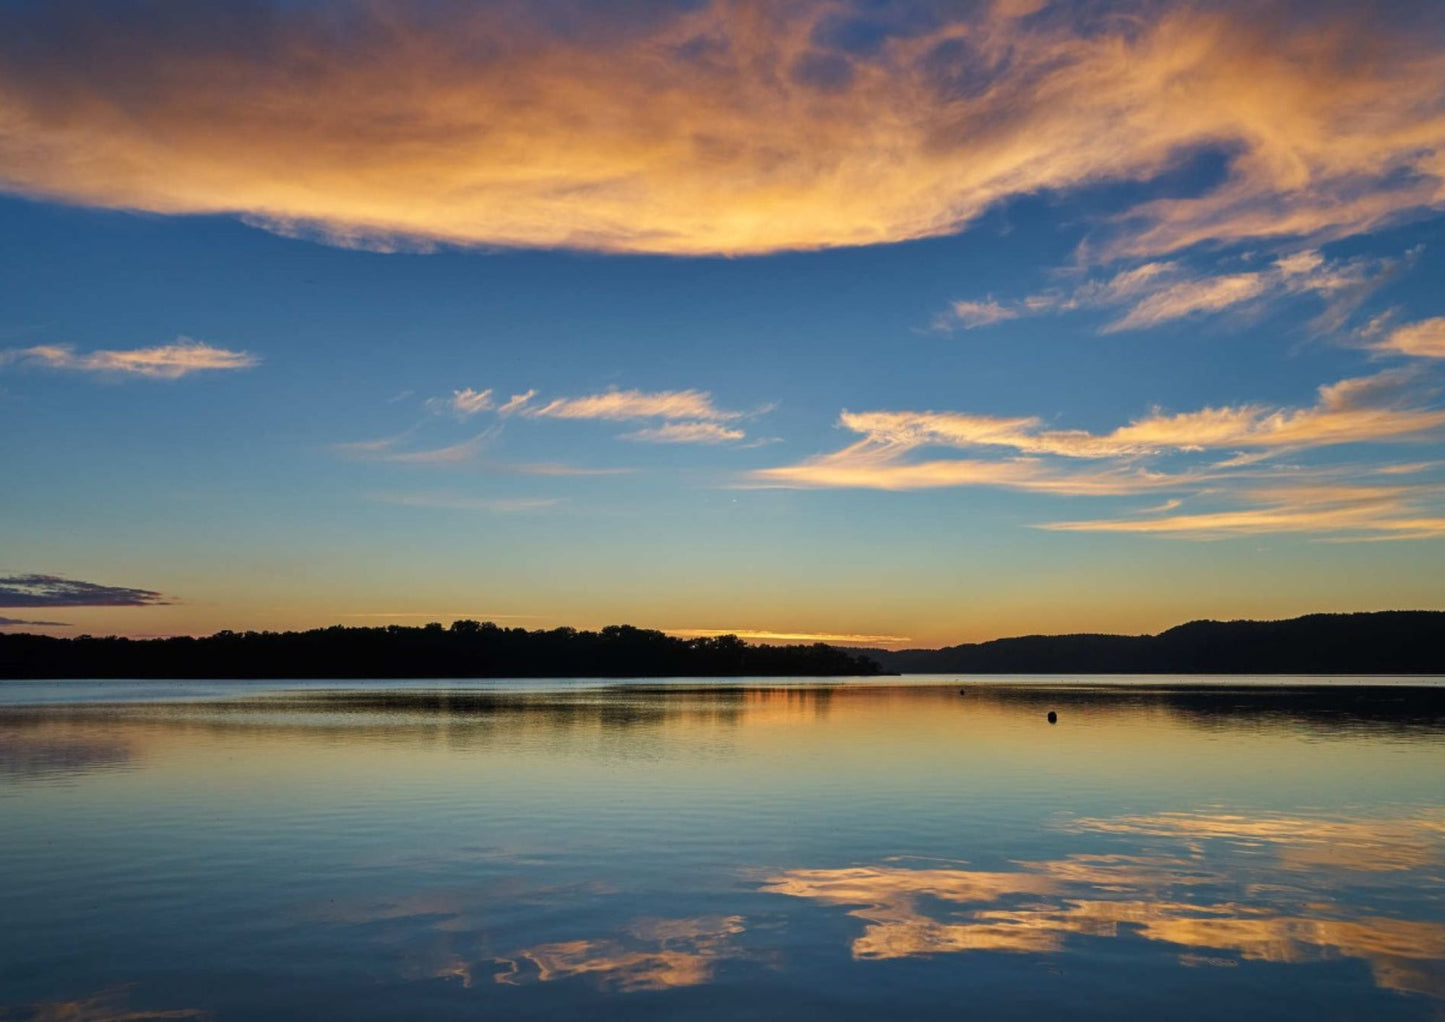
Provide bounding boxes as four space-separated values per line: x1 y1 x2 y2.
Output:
2 677 1444 1020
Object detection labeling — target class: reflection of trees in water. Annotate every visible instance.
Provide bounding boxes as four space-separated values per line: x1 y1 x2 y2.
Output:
959 683 1445 739
0 687 842 755
5 682 1440 758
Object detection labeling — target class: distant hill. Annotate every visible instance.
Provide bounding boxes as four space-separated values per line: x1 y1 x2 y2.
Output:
0 622 886 679
858 611 1445 675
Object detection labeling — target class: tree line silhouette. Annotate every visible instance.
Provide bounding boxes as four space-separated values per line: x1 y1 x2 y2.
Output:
862 611 1445 675
4 611 1441 680
0 621 886 679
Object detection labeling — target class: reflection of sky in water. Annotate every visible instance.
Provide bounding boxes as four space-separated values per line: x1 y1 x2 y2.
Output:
0 720 133 782
1 681 1443 1020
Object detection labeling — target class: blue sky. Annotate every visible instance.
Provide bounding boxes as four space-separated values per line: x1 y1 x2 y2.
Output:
3 0 1445 644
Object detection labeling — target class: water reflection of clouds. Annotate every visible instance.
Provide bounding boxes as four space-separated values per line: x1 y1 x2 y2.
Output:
0 985 207 1021
762 808 1445 1000
1068 809 1445 873
492 915 747 992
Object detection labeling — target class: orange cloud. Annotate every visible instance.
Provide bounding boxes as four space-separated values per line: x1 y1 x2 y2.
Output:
1041 484 1445 540
527 388 740 423
751 370 1445 497
751 370 1445 537
763 809 1445 998
1377 318 1445 359
0 339 257 379
494 915 746 992
1 3 1442 255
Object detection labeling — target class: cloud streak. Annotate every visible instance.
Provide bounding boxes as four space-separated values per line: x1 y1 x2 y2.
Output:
756 372 1445 492
427 388 494 418
0 339 258 378
939 250 1399 334
1040 484 1445 541
620 421 746 445
0 574 169 607
1377 318 1445 360
411 384 758 445
525 388 740 424
751 370 1445 538
1 2 1442 256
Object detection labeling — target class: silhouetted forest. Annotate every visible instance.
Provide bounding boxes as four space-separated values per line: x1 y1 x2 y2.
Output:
0 621 886 679
861 611 1445 674
4 611 1442 679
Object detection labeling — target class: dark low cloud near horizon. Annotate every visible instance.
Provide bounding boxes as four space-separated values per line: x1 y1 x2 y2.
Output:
0 574 169 608
0 615 71 627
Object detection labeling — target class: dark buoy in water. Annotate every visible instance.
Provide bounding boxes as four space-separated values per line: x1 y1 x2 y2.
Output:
959 688 967 696
1047 710 1058 724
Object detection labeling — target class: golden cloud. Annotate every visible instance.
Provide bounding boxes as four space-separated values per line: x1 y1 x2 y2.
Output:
1041 483 1445 540
526 388 741 423
763 371 1444 477
494 914 747 992
1 2 1443 255
1378 318 1445 359
763 809 1445 998
749 369 1445 512
0 339 257 379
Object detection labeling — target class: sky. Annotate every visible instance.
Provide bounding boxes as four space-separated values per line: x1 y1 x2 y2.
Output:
3 0 1445 647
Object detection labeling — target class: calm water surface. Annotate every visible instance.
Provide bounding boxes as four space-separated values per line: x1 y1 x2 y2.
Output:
2 677 1444 1020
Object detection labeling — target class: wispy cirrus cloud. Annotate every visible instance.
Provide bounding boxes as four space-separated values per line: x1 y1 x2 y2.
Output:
945 300 1020 330
335 430 496 465
524 388 741 424
334 426 629 475
340 382 757 472
1376 318 1445 360
620 422 746 445
412 384 759 445
0 339 258 378
1041 484 1445 541
497 390 538 417
426 387 494 418
750 370 1445 538
0 574 169 607
762 372 1445 478
380 434 496 465
938 250 1400 334
1 3 1442 257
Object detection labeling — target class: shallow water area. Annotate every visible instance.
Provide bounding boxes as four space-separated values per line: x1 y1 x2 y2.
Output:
3 676 1444 1020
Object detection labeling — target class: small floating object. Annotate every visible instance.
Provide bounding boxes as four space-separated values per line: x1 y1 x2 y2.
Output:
959 688 967 696
1047 710 1058 724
